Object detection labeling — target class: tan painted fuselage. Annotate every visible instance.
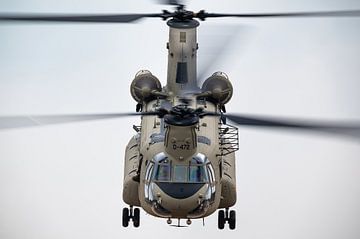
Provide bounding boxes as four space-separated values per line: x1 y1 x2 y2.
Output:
123 19 237 220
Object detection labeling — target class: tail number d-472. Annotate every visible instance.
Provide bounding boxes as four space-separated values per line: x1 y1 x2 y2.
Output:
172 144 190 150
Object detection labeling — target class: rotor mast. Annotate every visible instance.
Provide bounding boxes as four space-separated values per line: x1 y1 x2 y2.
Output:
165 16 200 95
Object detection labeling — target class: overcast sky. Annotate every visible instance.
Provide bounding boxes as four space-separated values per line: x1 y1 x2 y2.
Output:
1 0 360 239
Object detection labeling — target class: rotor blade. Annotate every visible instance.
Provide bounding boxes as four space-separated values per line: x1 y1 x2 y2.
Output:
197 24 251 84
201 10 360 19
0 112 158 130
222 113 360 138
157 0 182 5
0 13 165 23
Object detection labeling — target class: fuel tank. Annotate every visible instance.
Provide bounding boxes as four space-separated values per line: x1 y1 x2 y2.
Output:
123 135 141 206
219 151 237 208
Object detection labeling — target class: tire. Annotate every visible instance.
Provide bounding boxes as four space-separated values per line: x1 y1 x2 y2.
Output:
122 208 129 227
133 208 140 228
229 210 236 230
218 210 225 230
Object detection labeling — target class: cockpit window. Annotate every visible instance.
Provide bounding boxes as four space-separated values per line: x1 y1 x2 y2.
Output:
145 152 216 203
145 162 154 182
191 153 207 164
189 166 205 182
148 152 213 183
155 164 171 181
188 153 209 183
153 152 168 163
173 165 187 182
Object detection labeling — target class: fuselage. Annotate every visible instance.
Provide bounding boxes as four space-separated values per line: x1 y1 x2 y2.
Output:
138 98 223 218
123 18 237 220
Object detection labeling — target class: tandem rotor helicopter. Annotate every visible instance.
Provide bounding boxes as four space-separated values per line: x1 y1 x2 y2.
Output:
1 0 360 230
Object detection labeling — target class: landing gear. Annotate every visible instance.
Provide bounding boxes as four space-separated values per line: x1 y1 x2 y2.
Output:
122 206 140 228
218 208 236 230
122 208 130 227
218 210 225 229
133 208 140 227
229 210 236 230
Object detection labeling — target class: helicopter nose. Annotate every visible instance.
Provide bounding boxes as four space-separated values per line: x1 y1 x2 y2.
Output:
150 182 210 218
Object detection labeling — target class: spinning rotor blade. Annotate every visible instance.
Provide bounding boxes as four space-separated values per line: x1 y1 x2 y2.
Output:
200 10 360 19
197 25 251 83
1 9 360 24
0 13 168 23
222 113 360 138
0 112 158 130
157 0 183 6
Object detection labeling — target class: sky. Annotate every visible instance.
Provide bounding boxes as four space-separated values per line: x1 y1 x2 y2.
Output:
0 0 360 238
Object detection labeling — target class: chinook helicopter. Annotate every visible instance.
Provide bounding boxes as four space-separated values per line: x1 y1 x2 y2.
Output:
1 0 360 230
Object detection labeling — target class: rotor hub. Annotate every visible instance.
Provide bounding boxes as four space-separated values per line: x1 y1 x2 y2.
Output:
161 6 207 23
164 105 200 126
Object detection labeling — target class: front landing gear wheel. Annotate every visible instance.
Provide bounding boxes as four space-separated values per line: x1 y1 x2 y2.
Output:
217 208 236 230
218 210 225 229
122 206 141 228
122 208 130 227
133 208 140 227
229 210 236 230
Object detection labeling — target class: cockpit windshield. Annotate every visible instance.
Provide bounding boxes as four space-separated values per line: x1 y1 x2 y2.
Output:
144 152 216 203
149 152 211 183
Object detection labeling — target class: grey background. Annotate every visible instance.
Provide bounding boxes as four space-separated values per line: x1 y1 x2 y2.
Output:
1 0 360 238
